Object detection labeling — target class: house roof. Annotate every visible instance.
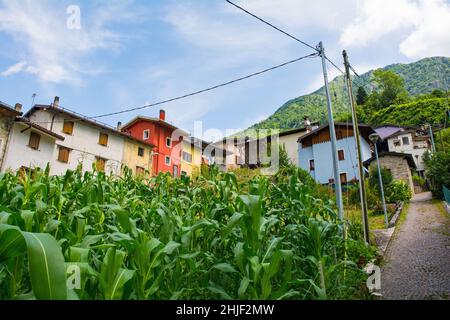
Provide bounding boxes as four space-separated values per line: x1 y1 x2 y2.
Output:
15 118 65 141
363 151 417 169
185 137 233 156
374 125 403 140
0 101 22 117
25 105 155 148
297 122 375 143
121 115 189 136
279 122 320 137
383 129 416 141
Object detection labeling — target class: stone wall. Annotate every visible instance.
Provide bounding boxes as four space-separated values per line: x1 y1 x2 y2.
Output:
0 114 13 168
370 155 415 194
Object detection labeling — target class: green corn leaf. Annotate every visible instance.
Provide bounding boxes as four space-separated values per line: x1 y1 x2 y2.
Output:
22 232 68 300
213 263 237 273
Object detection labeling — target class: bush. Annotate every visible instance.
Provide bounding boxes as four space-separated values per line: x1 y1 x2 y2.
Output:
424 151 450 199
412 175 426 188
368 167 393 196
386 180 412 202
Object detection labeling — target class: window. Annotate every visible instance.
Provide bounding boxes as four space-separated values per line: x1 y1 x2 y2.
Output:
173 165 179 178
340 173 348 184
182 152 193 163
62 120 74 135
28 132 41 150
181 171 187 176
166 137 172 148
309 159 315 171
136 166 145 176
338 150 345 161
57 146 71 163
96 157 106 172
138 147 145 157
99 133 109 146
402 137 410 145
143 130 150 140
165 156 171 166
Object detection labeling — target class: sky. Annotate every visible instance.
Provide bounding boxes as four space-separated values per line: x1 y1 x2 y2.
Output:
0 0 449 141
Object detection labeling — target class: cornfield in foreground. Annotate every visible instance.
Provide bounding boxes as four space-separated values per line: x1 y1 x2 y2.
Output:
0 166 376 300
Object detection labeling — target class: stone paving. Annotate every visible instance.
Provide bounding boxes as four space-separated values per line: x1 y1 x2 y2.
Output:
381 192 450 300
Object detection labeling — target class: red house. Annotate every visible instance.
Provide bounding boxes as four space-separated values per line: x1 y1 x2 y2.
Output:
122 110 189 177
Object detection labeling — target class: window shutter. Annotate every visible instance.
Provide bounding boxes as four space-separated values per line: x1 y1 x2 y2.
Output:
99 133 109 146
28 132 41 150
136 166 145 176
338 150 345 161
58 147 70 163
63 121 74 135
96 157 106 171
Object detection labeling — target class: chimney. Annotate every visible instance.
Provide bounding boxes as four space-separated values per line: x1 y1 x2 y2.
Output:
159 109 166 121
14 103 23 113
304 117 313 133
53 96 60 108
117 121 122 131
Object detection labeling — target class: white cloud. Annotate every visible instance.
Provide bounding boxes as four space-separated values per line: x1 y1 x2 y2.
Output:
0 0 139 83
1 60 28 76
340 0 450 59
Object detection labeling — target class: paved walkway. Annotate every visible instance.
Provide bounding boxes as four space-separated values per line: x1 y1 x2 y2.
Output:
381 192 450 300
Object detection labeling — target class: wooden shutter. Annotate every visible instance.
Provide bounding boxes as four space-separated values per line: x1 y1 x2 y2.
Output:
340 173 347 184
28 132 41 150
96 157 106 171
136 166 145 176
99 133 109 146
338 150 345 161
63 121 74 135
58 147 70 163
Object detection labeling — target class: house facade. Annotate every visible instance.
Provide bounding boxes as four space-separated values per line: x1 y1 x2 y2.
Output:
279 120 319 165
298 123 375 184
2 118 65 173
363 152 416 194
1 97 154 176
180 137 204 177
384 129 431 175
121 110 189 177
0 102 22 170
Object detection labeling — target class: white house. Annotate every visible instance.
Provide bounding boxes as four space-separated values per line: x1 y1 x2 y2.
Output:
0 101 22 170
279 119 319 165
2 118 65 173
383 128 431 175
3 97 154 176
298 123 375 185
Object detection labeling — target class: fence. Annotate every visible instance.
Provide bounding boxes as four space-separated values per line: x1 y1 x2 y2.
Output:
443 186 450 204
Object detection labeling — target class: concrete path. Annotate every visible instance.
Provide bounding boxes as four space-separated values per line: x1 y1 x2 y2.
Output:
381 192 450 300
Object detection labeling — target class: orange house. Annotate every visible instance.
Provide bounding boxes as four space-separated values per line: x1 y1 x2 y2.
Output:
121 110 188 177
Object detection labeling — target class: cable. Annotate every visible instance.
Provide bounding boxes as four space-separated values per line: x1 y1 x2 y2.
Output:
225 0 317 52
88 53 318 120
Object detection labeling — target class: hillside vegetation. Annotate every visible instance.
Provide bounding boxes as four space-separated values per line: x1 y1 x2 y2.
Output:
239 57 449 136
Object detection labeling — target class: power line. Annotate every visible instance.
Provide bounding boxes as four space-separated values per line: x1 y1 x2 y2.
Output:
87 53 318 119
225 0 317 52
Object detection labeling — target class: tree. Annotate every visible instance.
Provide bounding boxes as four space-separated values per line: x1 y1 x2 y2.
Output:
356 86 368 105
279 144 294 170
424 151 450 198
366 70 409 111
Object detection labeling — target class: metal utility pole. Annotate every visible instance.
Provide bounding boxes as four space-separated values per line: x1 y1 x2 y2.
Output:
318 42 344 220
343 50 370 243
428 124 436 153
371 135 389 228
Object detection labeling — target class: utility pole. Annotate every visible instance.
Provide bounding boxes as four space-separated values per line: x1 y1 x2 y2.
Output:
318 42 344 220
428 124 436 153
343 50 370 243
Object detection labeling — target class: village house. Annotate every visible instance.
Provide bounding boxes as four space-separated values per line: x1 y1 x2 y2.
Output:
121 110 189 177
0 101 22 170
1 97 154 176
1 117 65 174
279 118 319 165
363 151 417 194
298 123 375 185
382 128 431 176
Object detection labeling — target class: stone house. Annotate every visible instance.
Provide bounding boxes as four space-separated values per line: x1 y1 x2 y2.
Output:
0 101 22 170
363 151 417 194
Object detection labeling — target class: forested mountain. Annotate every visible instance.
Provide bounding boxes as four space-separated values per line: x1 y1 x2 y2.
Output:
239 57 449 136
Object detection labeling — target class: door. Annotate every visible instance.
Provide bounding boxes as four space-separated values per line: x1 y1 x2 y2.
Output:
173 165 179 178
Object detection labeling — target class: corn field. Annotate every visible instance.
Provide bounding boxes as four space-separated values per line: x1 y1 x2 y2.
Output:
0 165 375 300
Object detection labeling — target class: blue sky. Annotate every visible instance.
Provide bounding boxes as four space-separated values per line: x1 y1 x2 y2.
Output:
1 0 449 141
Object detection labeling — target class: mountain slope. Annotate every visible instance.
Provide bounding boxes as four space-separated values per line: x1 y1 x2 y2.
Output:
241 57 449 136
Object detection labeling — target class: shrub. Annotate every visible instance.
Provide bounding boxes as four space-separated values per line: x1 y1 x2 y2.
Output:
386 180 412 202
424 151 450 199
368 167 393 194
